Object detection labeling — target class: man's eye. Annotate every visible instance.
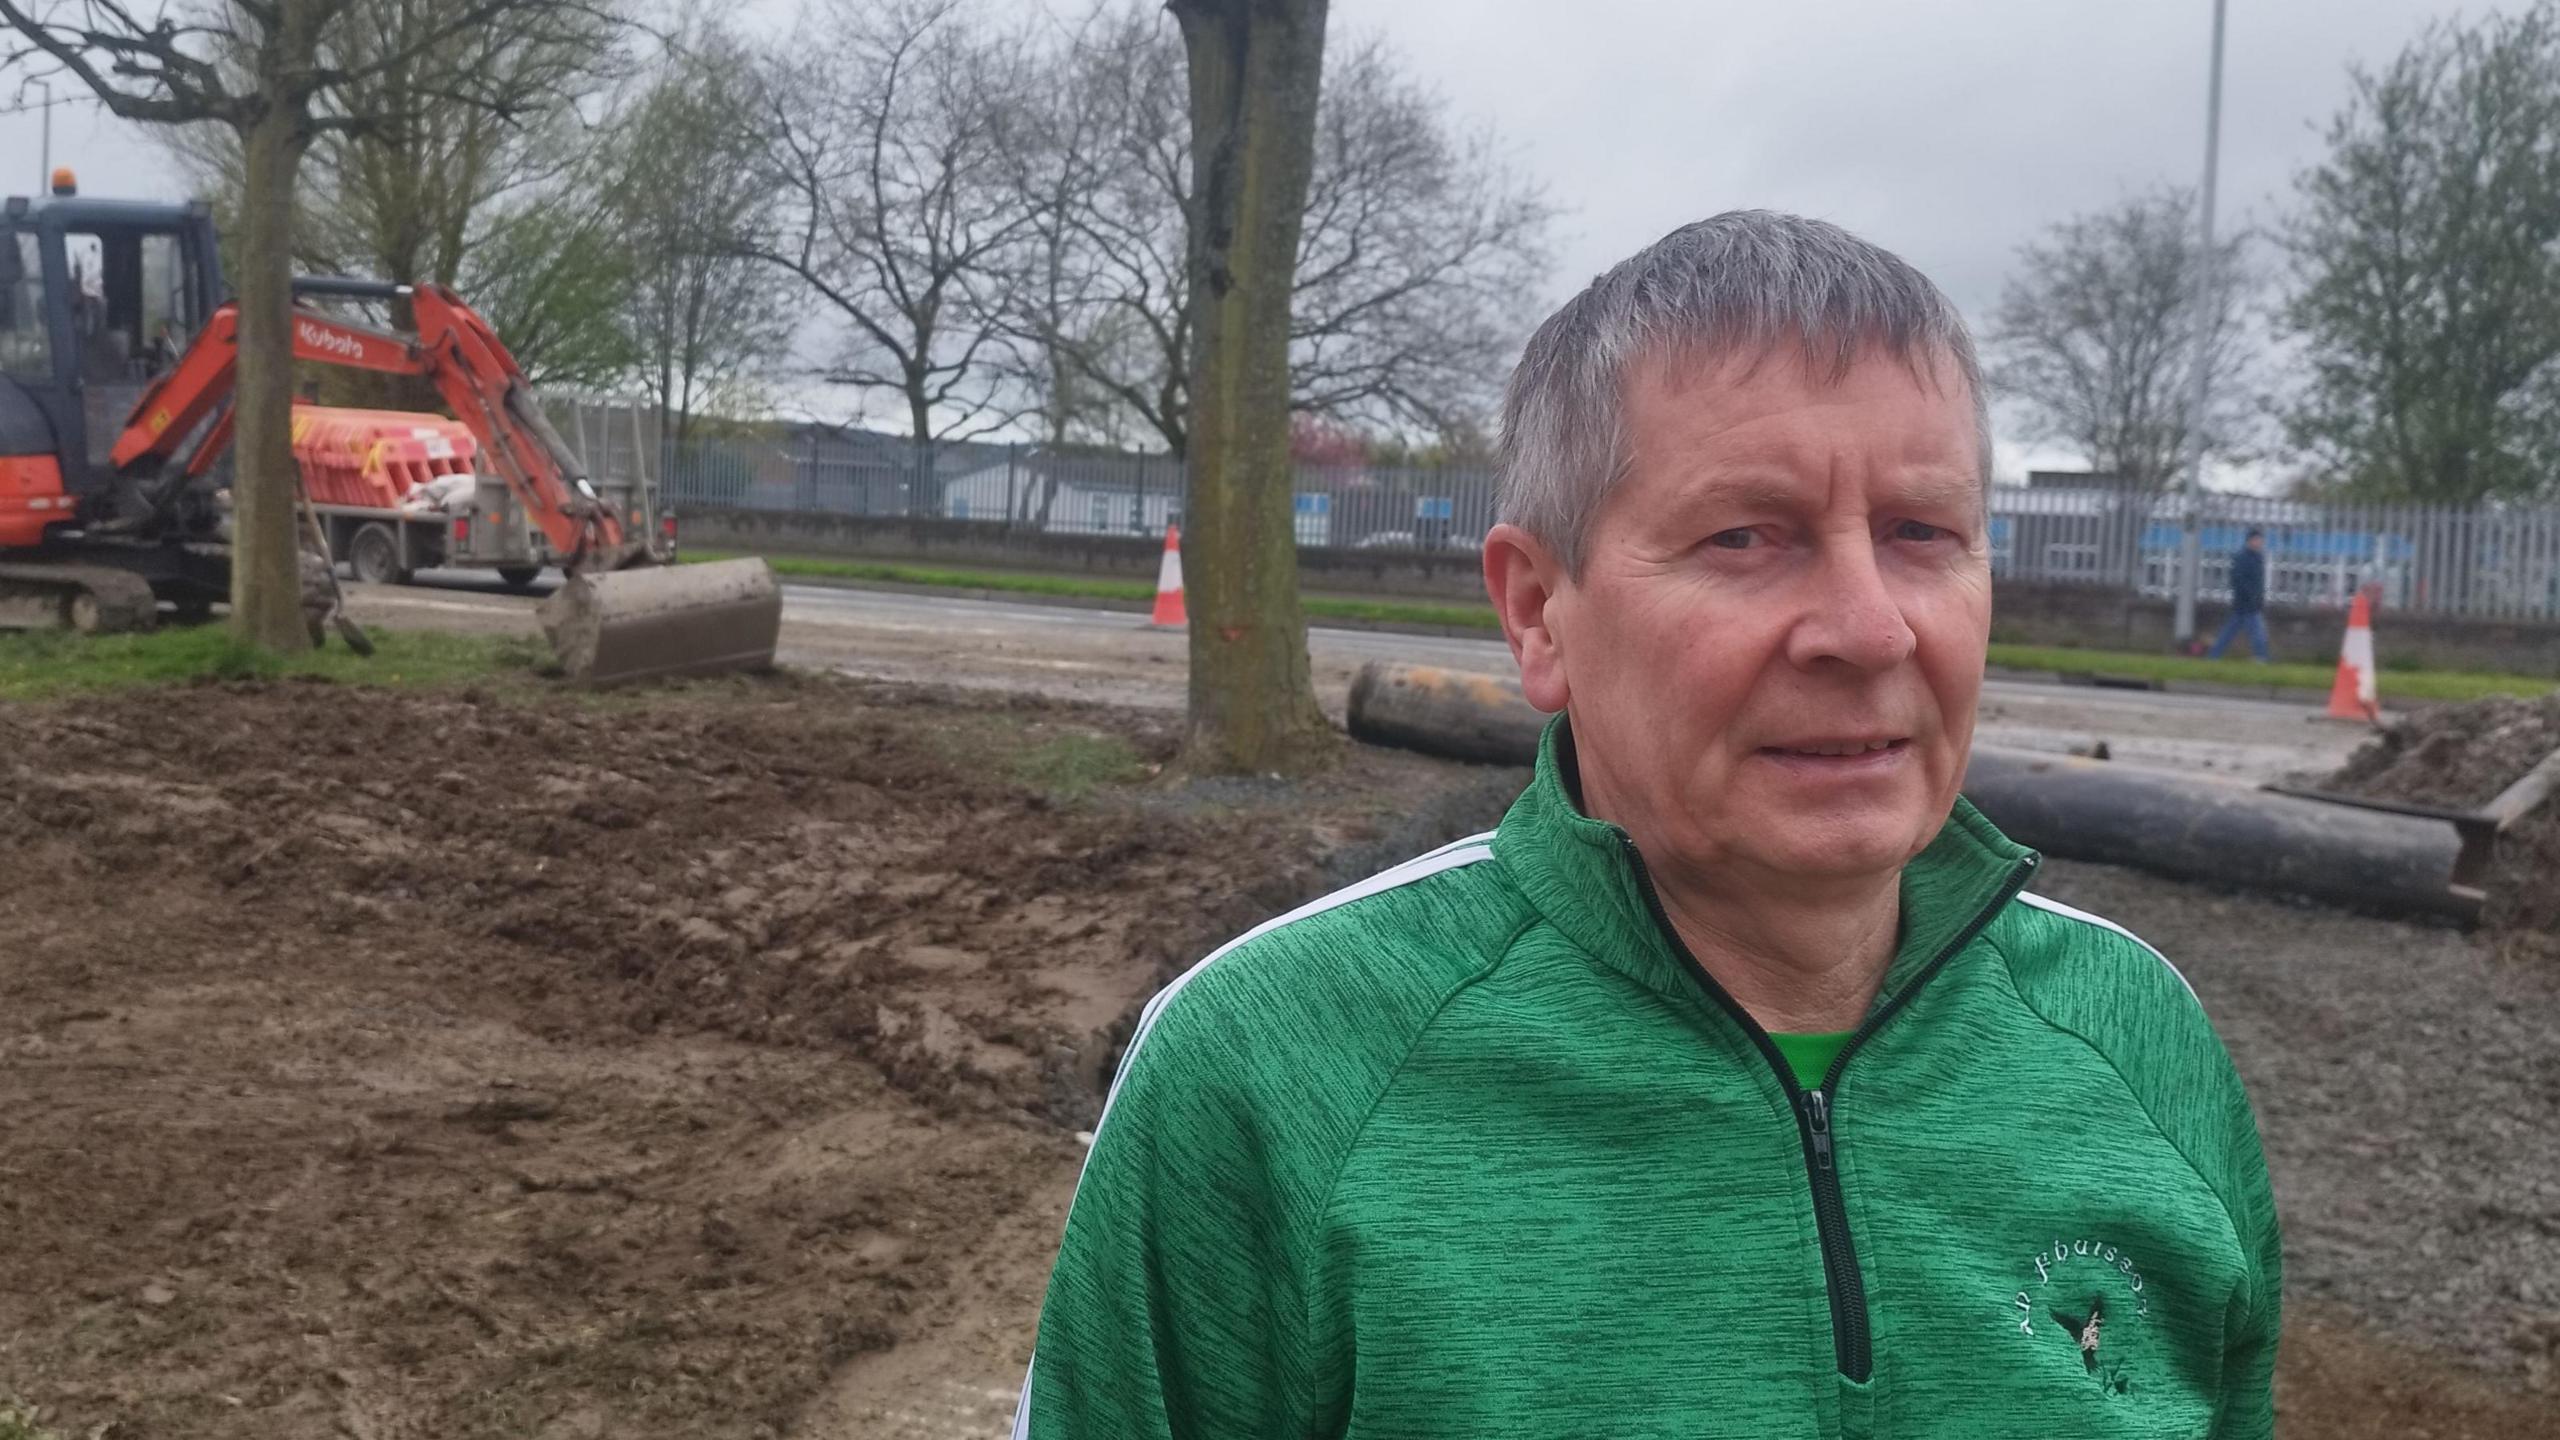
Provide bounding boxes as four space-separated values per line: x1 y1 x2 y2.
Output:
1707 529 1757 550
1893 520 1950 542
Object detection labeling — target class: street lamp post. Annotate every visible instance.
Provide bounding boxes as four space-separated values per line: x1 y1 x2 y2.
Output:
33 81 52 193
2173 0 2230 649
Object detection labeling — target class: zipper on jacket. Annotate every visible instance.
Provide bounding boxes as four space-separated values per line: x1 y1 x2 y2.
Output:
1622 835 2037 1383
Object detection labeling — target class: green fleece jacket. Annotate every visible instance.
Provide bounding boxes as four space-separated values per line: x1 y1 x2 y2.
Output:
1017 722 2282 1439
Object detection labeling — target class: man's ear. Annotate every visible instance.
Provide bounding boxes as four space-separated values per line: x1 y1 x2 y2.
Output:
1483 522 1570 714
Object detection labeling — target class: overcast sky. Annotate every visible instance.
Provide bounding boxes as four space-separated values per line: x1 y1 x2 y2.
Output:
0 0 2477 474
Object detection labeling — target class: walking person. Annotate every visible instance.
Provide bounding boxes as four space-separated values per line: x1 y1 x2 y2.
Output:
2207 528 2272 661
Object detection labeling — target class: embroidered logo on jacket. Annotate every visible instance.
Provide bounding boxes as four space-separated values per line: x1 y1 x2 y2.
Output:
2013 1237 2147 1396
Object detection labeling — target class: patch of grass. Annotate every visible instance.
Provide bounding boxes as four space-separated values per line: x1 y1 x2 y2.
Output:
0 625 543 700
0 1400 63 1440
694 550 1157 603
1009 731 1149 799
1986 642 2553 702
914 711 1154 800
1302 595 1500 629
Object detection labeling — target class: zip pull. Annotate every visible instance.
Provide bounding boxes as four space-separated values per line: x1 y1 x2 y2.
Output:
1804 1089 1834 1170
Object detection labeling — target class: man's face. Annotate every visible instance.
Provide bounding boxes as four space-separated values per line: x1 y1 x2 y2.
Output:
1499 348 1992 889
2247 535 2267 552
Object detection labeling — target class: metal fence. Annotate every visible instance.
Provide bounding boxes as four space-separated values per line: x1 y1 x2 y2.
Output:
534 408 2560 624
1988 485 2560 620
544 394 666 492
657 437 1502 554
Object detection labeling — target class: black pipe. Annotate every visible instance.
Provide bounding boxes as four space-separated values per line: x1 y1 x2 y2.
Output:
1345 661 2476 924
1959 748 2473 923
291 275 411 301
1346 661 1543 766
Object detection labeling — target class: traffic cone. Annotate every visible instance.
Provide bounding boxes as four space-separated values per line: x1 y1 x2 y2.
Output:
2324 586 2381 724
1148 523 1186 629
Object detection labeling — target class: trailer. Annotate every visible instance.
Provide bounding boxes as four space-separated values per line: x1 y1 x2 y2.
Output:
289 404 675 590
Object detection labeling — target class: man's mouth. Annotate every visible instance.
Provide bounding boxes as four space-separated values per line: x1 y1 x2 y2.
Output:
1763 737 1911 759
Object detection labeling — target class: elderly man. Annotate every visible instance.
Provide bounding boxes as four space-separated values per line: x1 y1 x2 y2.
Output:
1015 212 2280 1438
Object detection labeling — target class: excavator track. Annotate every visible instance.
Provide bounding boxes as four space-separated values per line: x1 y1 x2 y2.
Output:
0 562 161 634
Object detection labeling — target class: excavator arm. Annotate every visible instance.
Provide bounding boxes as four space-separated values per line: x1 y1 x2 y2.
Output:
112 277 642 571
96 272 776 686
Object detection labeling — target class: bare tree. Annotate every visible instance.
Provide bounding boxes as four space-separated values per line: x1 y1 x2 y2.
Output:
740 0 1034 489
1288 37 1551 439
0 0 620 651
606 21 790 448
1170 0 1331 774
1987 188 2254 514
992 14 1084 446
980 3 1164 531
1000 3 1190 452
1006 8 1551 456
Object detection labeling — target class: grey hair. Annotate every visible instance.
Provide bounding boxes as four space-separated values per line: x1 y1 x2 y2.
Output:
1495 210 1990 574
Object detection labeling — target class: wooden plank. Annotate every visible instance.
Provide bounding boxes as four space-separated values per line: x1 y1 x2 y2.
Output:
2484 743 2560 832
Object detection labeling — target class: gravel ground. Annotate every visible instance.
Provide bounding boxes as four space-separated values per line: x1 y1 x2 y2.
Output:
2033 858 2560 1392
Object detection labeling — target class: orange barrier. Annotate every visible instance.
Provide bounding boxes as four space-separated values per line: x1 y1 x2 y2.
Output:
287 405 479 510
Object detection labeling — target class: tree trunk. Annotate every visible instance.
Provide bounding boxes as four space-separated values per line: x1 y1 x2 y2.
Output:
1170 0 1334 775
230 101 314 652
907 381 936 518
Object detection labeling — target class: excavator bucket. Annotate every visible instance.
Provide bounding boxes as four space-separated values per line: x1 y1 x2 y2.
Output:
536 557 782 686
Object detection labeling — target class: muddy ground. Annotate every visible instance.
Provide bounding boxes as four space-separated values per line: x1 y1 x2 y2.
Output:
2318 693 2560 960
0 674 1502 1439
1 673 2553 1438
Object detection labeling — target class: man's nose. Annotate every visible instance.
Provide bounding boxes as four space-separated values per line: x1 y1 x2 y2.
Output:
1785 539 1916 672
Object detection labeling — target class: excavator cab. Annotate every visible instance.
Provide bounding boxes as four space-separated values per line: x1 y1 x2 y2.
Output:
0 182 775 681
0 178 225 532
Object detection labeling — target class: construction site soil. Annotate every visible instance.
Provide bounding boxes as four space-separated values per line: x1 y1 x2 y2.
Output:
1 673 2553 1439
2320 692 2560 958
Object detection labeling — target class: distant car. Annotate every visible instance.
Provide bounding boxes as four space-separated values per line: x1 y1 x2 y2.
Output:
1352 530 1419 549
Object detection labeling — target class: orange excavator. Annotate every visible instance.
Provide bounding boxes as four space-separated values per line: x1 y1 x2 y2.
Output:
0 173 775 680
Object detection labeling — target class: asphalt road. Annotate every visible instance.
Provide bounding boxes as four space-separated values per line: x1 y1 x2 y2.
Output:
357 569 2369 784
